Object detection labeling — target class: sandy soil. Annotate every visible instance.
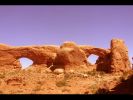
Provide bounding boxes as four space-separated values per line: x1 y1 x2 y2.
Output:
0 65 132 94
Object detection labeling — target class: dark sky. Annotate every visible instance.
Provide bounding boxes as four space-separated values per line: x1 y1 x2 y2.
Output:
0 5 133 66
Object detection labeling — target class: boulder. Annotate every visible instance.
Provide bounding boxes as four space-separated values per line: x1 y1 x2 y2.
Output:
52 42 88 70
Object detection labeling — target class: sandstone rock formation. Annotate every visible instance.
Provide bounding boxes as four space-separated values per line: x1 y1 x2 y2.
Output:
0 44 59 71
79 45 111 72
0 39 131 73
96 54 111 73
110 39 131 73
51 42 88 71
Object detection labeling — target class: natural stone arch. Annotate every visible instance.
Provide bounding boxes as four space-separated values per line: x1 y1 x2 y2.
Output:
79 46 110 58
96 54 111 72
79 46 111 72
11 46 58 65
0 45 59 70
0 39 131 73
19 57 33 69
87 54 99 65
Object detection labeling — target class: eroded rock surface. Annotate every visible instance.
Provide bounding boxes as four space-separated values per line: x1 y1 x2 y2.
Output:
110 39 131 73
0 39 131 73
52 42 88 71
0 45 59 70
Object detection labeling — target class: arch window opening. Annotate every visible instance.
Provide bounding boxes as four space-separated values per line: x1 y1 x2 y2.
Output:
87 54 99 65
19 57 33 69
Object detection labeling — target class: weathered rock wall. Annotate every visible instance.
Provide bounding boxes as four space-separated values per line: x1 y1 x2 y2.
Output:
110 39 131 73
0 39 131 73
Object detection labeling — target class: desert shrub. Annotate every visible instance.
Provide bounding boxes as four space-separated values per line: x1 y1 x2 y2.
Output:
0 73 5 78
98 71 106 75
36 68 41 73
56 80 67 87
0 90 3 94
85 69 105 76
37 81 44 85
119 76 127 82
95 88 110 94
56 72 72 87
64 73 71 80
32 85 41 92
88 84 99 94
119 70 133 82
62 88 70 92
86 70 97 76
6 70 20 76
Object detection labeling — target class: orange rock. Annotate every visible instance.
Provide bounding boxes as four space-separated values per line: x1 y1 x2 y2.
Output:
52 42 88 70
0 39 131 73
0 45 59 70
110 39 131 73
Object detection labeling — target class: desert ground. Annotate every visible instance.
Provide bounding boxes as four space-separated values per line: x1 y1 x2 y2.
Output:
0 65 132 94
0 39 133 94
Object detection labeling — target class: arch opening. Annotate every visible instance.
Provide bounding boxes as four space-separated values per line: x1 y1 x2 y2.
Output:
19 57 33 69
87 54 99 65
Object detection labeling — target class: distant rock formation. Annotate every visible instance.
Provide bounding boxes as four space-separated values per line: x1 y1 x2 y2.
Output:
0 39 131 73
0 45 59 70
110 39 131 73
52 42 88 71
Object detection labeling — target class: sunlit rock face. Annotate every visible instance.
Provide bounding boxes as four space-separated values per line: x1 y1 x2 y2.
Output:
0 45 59 71
51 42 88 71
0 39 131 73
110 39 131 73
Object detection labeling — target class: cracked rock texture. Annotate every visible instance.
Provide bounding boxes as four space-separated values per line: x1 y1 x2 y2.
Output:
110 39 131 73
0 39 131 73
